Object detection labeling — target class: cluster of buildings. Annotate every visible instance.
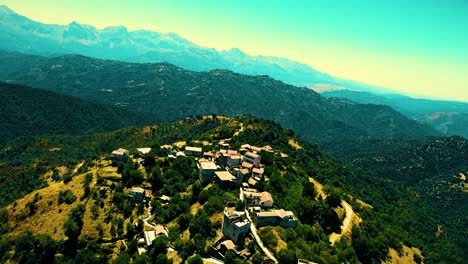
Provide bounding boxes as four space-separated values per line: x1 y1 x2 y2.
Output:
111 141 298 261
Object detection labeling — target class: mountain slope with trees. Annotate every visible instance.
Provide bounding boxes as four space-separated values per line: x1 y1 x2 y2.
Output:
0 51 438 145
0 82 157 146
322 89 468 138
0 116 465 263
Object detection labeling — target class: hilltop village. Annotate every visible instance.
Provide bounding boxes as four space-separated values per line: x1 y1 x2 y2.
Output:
110 139 305 263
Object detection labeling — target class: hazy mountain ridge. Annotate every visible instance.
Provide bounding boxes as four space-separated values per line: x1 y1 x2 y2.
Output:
0 82 157 146
322 89 468 138
0 51 438 145
0 4 397 94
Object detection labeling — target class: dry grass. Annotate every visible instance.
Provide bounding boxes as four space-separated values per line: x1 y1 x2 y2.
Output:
174 141 187 149
209 212 223 227
288 139 303 150
383 245 423 264
168 251 183 264
270 228 288 253
309 177 327 199
189 202 203 215
98 166 121 178
7 170 92 240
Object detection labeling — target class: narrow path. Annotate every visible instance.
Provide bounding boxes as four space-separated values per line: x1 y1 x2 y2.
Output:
245 209 278 263
329 200 354 245
72 161 85 175
202 257 224 264
232 122 244 137
143 201 155 228
309 177 360 245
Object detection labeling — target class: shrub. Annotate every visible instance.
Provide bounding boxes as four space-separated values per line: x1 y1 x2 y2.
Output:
58 190 77 204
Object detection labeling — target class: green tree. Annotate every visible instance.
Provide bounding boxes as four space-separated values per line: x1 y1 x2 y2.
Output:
278 249 296 264
187 254 203 264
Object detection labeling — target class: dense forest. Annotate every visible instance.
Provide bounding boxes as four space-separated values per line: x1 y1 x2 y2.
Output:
0 116 465 263
323 137 468 263
0 82 158 146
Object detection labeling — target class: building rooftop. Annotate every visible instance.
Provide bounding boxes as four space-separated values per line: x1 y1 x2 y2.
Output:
263 145 273 151
136 147 151 154
242 162 254 169
185 146 202 152
112 148 128 155
199 160 217 170
155 224 168 236
225 208 250 227
204 151 214 157
240 144 251 149
252 167 264 174
160 144 173 149
260 192 273 203
130 187 145 193
220 240 236 250
215 171 236 182
229 154 241 160
245 151 260 159
144 230 156 246
250 146 263 152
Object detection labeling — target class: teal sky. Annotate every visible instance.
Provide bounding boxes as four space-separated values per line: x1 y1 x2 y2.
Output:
2 0 468 101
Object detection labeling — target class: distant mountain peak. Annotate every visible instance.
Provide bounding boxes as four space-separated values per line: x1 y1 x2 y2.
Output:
223 47 247 56
0 5 16 15
102 25 128 33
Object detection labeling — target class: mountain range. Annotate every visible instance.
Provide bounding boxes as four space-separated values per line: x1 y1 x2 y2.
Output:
322 89 468 138
0 4 392 94
0 51 438 145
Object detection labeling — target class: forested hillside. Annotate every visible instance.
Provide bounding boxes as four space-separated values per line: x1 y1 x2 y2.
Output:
0 51 438 145
0 116 465 263
324 136 468 263
0 82 157 145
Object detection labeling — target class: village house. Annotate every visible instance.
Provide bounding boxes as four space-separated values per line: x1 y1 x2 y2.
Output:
227 154 241 168
159 195 171 204
252 167 265 180
136 147 151 156
154 224 169 237
262 145 274 152
218 141 230 148
198 159 218 183
243 152 261 168
241 188 274 208
250 146 263 153
176 151 186 158
185 146 202 157
218 149 239 167
253 208 298 228
111 148 129 160
241 161 254 171
129 187 145 201
222 207 251 243
203 151 214 160
215 171 237 188
142 224 168 248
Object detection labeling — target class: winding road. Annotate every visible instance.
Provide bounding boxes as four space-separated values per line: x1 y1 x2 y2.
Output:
245 209 278 263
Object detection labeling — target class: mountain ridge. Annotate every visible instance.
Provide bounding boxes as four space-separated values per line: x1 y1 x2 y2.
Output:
0 4 401 95
0 82 158 146
0 51 439 145
321 89 468 138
